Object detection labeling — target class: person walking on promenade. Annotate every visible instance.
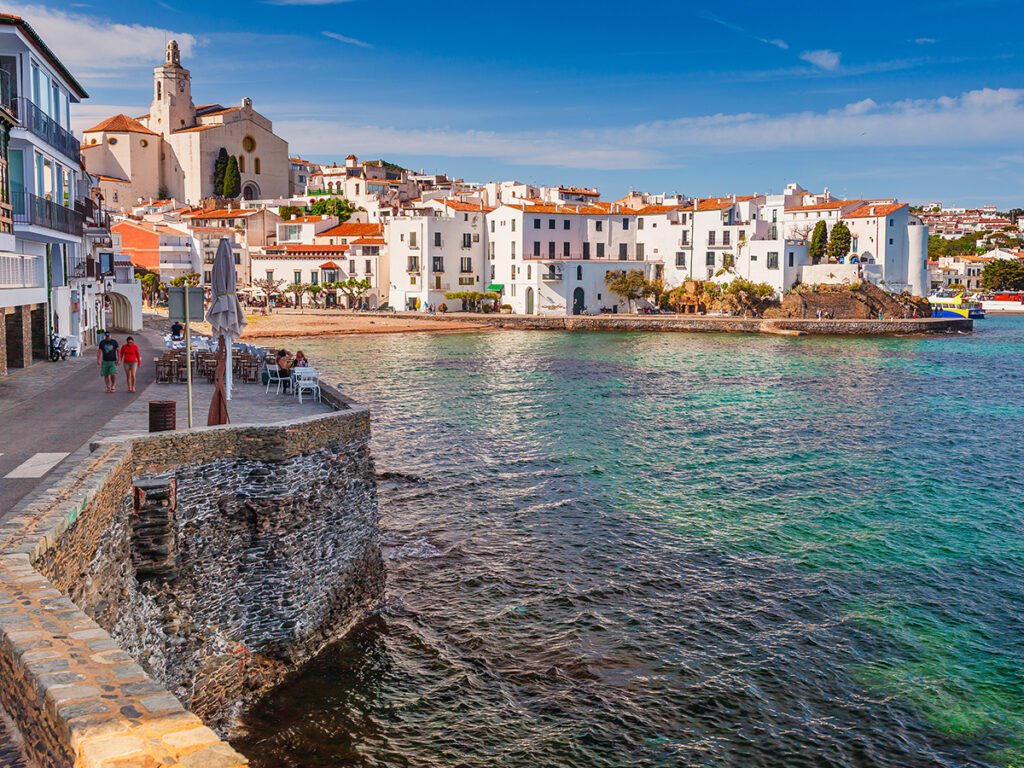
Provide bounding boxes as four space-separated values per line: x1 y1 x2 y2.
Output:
119 335 142 393
97 332 120 393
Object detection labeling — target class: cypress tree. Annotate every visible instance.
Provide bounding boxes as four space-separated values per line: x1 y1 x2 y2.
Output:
213 148 229 196
827 221 852 262
809 220 828 264
222 155 241 199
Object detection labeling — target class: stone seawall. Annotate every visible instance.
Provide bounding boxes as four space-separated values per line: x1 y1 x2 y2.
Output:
0 389 384 767
394 312 972 335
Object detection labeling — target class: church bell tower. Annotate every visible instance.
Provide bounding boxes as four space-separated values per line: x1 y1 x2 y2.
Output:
150 40 195 134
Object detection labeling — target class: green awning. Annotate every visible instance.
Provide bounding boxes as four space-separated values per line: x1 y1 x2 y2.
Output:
486 284 504 292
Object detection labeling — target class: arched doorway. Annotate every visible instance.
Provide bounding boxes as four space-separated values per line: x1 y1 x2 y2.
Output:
572 287 585 315
525 287 534 315
241 182 260 200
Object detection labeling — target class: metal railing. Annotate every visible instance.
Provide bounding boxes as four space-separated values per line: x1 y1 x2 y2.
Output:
12 97 81 163
0 253 43 288
11 188 85 235
0 70 13 116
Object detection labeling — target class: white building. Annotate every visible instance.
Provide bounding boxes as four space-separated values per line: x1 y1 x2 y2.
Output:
387 200 488 310
842 203 928 295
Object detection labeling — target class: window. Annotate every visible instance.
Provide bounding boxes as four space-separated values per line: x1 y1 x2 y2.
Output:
549 241 556 258
435 275 443 289
294 270 302 284
619 244 627 260
723 231 731 246
889 238 894 245
706 252 715 266
739 230 745 241
563 242 570 257
534 218 540 229
464 213 469 221
596 221 603 232
852 237 859 251
577 265 583 280
512 219 516 231
751 253 758 262
511 284 517 297
108 137 118 145
265 270 274 281
675 253 686 267
527 265 531 280
491 220 496 233
638 218 644 230
596 243 605 259
407 256 419 271
242 135 256 152
255 158 261 174
681 231 689 245
310 271 318 285
636 243 645 260
462 233 472 248
140 139 148 148
365 259 372 273
410 232 417 248
767 252 779 269
708 231 716 245
548 219 555 229
622 218 629 229
473 233 480 242
432 256 444 272
583 242 590 260
461 257 472 273
889 219 894 226
510 265 515 280
489 242 495 259
511 242 516 258
563 220 570 230
434 231 442 247
490 266 495 280
788 252 794 267
238 156 245 173
532 241 540 257
770 225 778 240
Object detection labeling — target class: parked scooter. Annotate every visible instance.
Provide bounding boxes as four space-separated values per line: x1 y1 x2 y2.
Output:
49 332 69 362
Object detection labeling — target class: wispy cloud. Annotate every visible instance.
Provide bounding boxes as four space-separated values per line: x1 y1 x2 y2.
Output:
266 0 355 5
277 88 1024 170
701 13 788 50
4 3 197 75
915 37 937 44
321 30 373 49
800 49 842 70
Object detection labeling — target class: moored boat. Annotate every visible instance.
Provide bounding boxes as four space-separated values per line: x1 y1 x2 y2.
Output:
978 291 1024 313
928 290 985 319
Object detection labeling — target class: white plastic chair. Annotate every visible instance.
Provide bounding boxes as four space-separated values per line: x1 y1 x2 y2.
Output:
293 368 321 404
264 361 287 395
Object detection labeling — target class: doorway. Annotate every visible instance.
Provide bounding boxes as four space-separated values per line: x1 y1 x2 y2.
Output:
572 287 585 315
525 287 534 315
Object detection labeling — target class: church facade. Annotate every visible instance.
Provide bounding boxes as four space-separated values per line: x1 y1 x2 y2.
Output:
82 41 288 210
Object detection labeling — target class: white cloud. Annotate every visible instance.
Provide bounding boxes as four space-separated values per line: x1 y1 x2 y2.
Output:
4 3 197 76
915 37 937 44
701 14 789 50
276 88 1024 170
800 49 841 71
321 31 373 49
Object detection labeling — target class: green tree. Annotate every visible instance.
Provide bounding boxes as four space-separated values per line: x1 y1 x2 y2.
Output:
827 221 852 262
286 282 309 309
222 155 241 199
604 269 647 313
981 259 1024 291
213 148 229 196
169 273 200 287
337 277 372 307
307 284 323 307
278 204 303 220
643 277 668 308
809 220 828 264
139 271 160 307
308 197 356 220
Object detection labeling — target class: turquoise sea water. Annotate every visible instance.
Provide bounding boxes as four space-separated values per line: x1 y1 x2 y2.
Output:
238 316 1024 767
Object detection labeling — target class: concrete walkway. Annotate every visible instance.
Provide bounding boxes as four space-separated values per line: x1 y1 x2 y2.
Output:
0 330 158 516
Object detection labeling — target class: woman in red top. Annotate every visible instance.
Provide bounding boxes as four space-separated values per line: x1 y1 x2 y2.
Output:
118 336 142 393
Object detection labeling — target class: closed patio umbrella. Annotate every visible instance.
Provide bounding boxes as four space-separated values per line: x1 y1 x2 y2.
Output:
205 238 247 415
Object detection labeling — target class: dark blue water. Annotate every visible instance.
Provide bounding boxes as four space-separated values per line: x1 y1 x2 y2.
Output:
237 317 1024 767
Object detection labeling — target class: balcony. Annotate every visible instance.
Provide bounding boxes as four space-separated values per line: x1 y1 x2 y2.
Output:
11 188 84 236
406 259 420 273
0 70 13 120
0 253 43 288
541 268 563 281
11 98 81 164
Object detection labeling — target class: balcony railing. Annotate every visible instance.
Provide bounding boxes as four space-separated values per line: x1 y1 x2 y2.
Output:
0 70 13 117
11 188 85 236
541 269 563 281
0 252 43 288
12 98 81 163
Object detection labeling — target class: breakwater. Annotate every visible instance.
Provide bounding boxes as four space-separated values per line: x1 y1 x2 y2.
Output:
390 313 971 335
0 386 383 767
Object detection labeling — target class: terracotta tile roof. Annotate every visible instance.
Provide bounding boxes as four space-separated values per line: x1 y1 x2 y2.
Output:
264 244 352 255
694 196 756 211
443 199 494 212
281 215 329 224
505 203 621 215
843 203 908 219
93 174 131 184
83 114 159 136
319 261 342 269
632 205 686 215
317 222 383 238
352 237 385 245
558 186 600 197
184 208 259 220
785 200 856 212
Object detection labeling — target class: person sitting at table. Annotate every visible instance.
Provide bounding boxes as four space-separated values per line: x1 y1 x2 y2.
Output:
275 348 293 370
170 321 184 340
293 351 309 368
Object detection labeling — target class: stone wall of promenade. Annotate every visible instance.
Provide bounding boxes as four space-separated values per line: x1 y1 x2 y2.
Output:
0 385 384 767
394 312 972 335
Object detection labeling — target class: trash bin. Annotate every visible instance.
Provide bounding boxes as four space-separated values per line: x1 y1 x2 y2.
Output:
149 400 176 432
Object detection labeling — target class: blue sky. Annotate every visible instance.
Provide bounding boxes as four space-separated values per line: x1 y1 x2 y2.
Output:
15 0 1024 206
